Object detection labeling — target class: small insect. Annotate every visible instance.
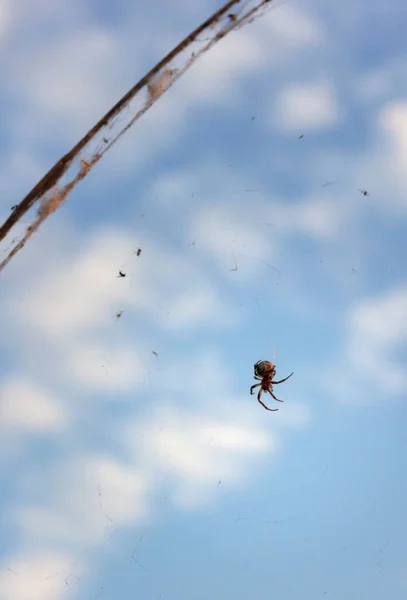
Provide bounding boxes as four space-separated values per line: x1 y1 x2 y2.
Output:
298 134 304 139
359 189 369 196
116 310 123 318
135 248 142 256
152 351 158 357
118 271 126 278
228 13 238 21
250 360 293 411
11 205 18 210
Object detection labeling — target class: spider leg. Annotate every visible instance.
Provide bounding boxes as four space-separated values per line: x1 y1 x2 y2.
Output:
269 388 284 403
257 388 278 411
257 392 278 412
250 383 261 395
272 372 294 385
258 398 278 411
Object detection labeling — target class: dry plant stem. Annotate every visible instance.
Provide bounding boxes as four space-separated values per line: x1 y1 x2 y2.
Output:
0 159 97 273
0 0 240 244
0 0 276 274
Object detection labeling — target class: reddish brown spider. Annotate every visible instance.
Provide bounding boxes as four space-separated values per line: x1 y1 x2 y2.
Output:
250 360 293 411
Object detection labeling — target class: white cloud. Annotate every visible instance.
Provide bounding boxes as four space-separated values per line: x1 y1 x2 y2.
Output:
189 199 278 280
13 29 120 138
92 458 151 523
20 227 233 345
0 380 68 432
0 552 76 600
66 343 145 391
166 284 228 329
249 194 346 241
285 196 347 239
359 57 407 104
0 0 10 40
191 201 271 256
0 219 235 407
274 80 341 133
322 99 407 216
11 504 106 548
0 0 78 44
11 456 150 552
1 0 78 28
357 67 392 102
379 101 407 194
319 285 407 405
189 191 348 282
347 286 407 393
5 391 309 564
9 449 150 550
259 3 324 48
126 403 277 509
6 383 303 551
20 230 136 342
380 101 407 151
349 285 407 346
148 172 194 208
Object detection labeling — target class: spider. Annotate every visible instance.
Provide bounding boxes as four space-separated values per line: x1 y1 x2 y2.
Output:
250 360 293 411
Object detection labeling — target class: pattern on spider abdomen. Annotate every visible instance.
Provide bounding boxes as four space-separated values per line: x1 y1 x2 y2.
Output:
254 360 275 378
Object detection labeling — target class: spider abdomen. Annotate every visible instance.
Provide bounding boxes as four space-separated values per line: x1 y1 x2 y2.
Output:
254 360 276 378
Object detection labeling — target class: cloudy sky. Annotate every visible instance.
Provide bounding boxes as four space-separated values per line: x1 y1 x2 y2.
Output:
0 0 407 599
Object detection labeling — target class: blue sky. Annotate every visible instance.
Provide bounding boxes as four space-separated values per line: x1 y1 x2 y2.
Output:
0 0 407 599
